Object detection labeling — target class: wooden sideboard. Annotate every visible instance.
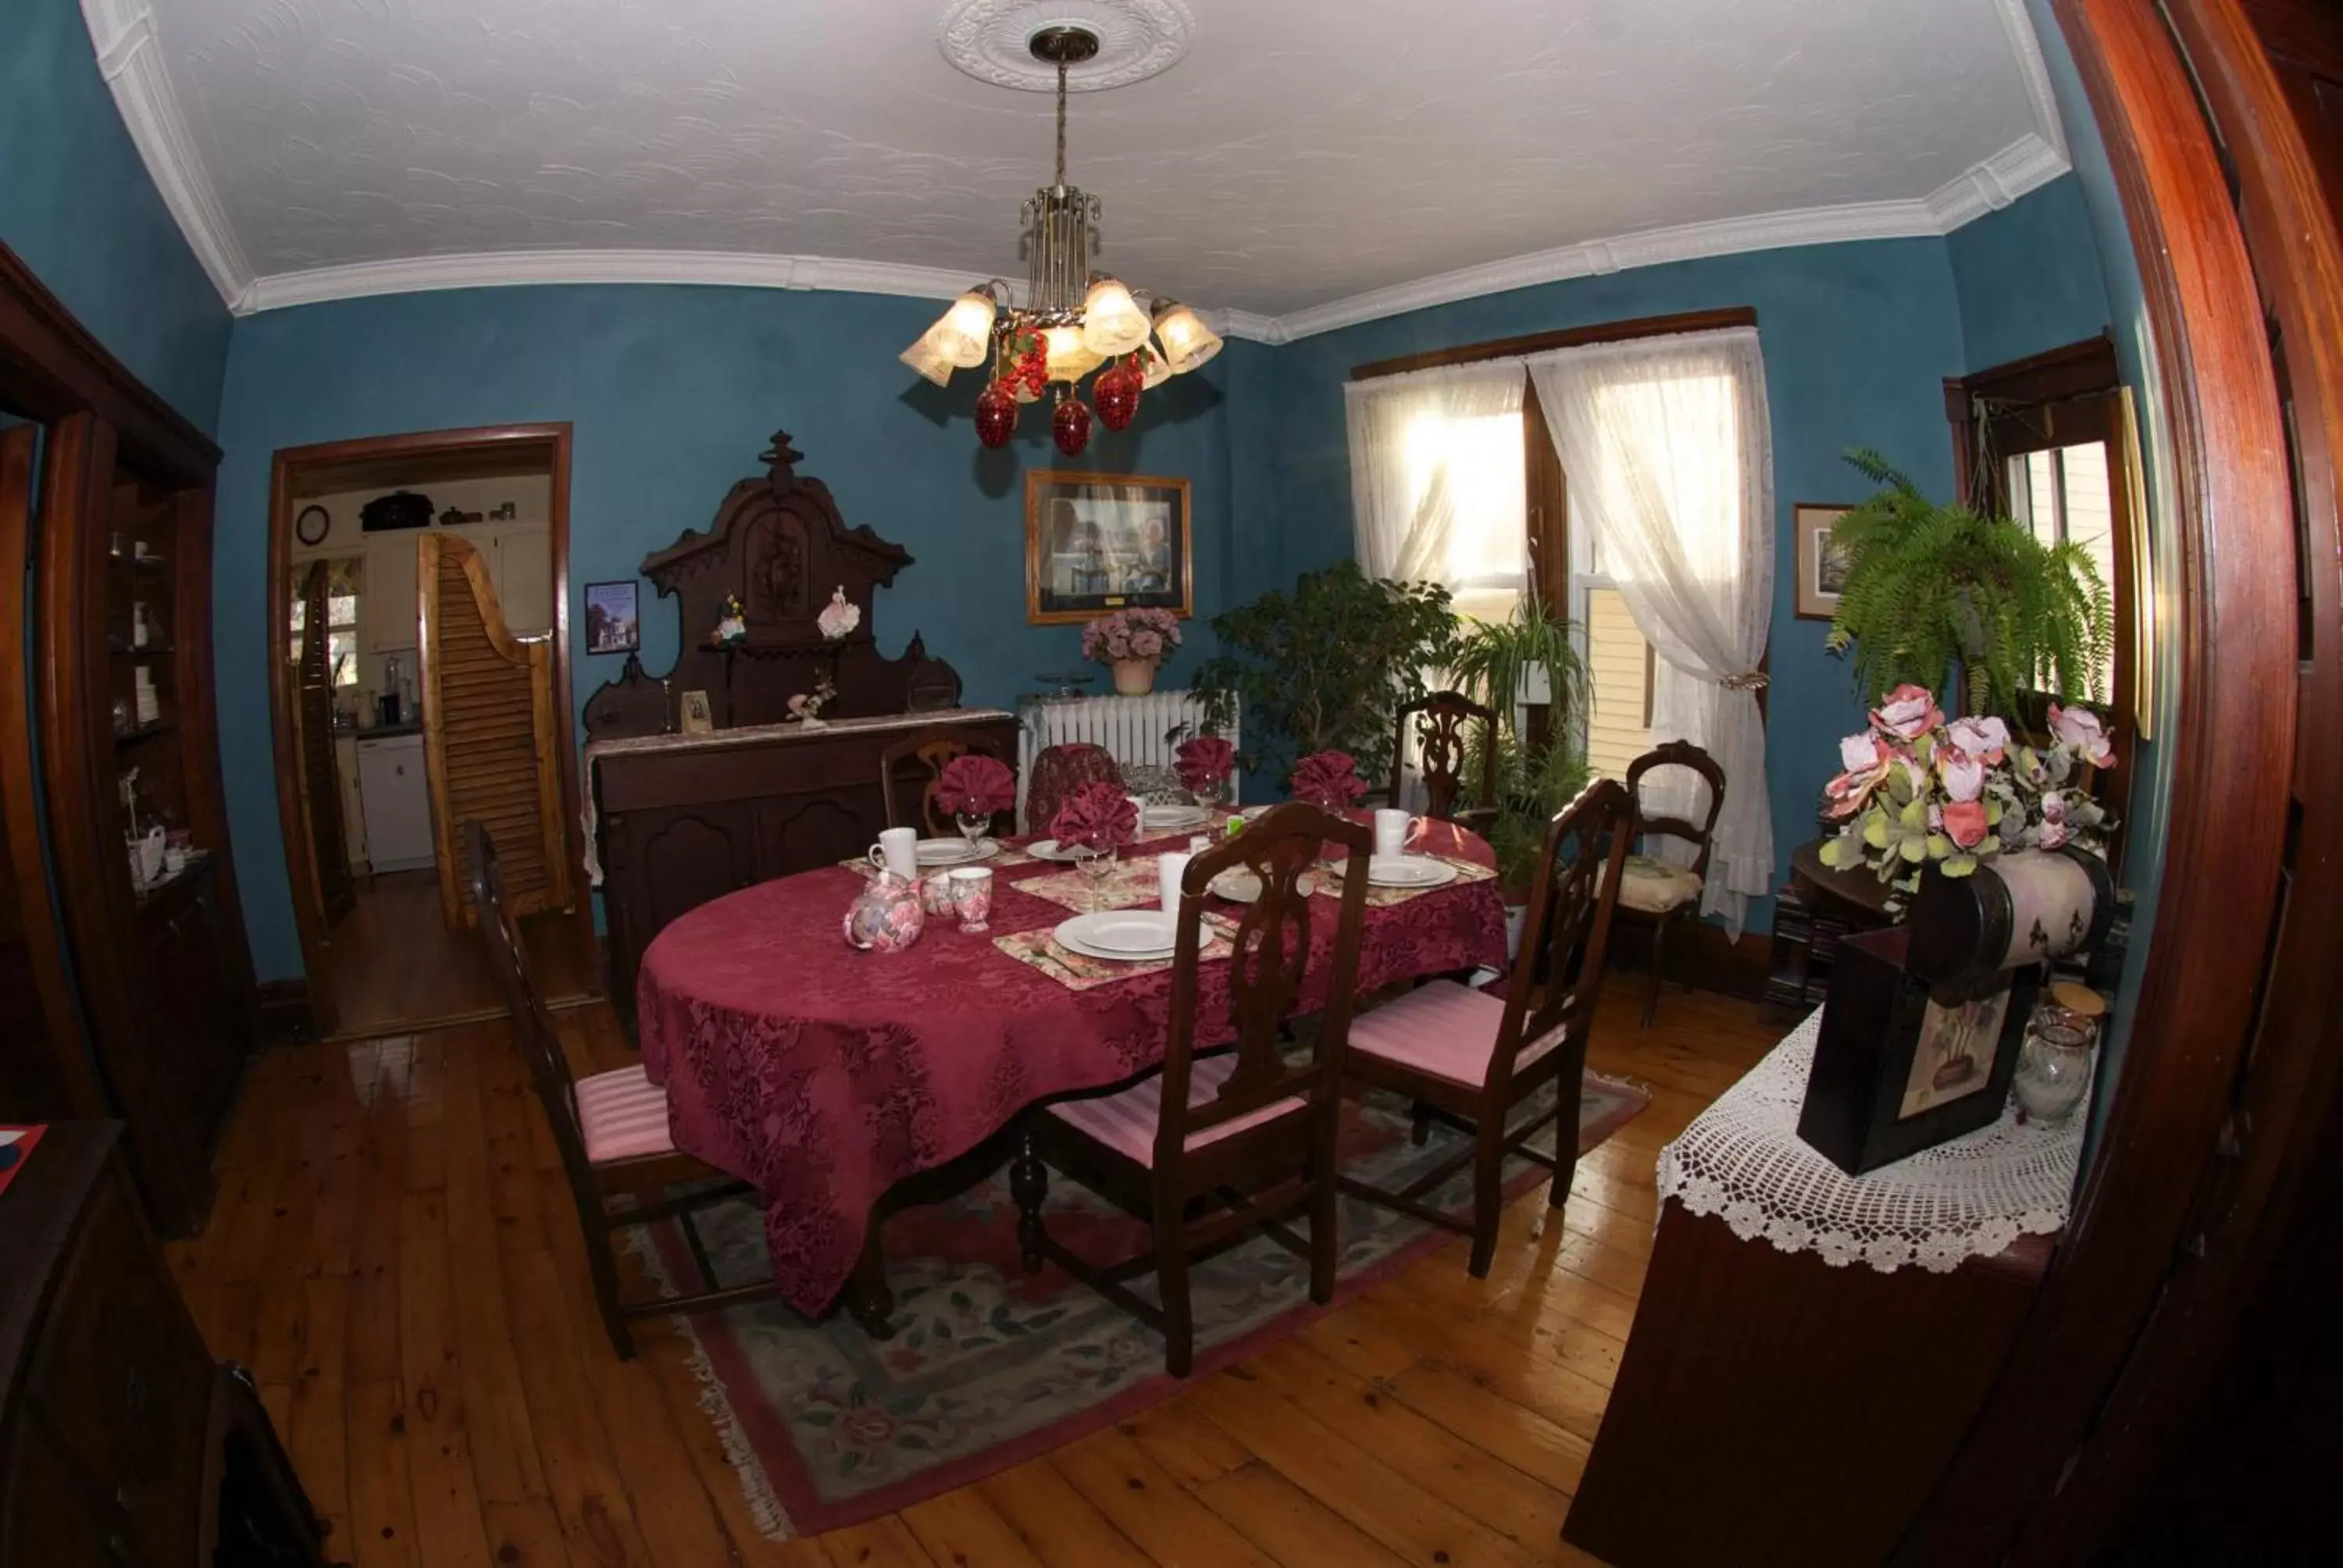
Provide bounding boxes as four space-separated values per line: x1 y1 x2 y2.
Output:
591 707 1020 1022
0 1123 327 1566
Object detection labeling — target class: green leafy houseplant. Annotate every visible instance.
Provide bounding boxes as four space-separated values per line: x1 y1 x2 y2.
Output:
1447 598 1596 894
1193 561 1457 789
1826 449 2114 715
1483 728 1595 893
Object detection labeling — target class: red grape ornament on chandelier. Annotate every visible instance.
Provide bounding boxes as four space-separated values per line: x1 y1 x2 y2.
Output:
898 25 1223 457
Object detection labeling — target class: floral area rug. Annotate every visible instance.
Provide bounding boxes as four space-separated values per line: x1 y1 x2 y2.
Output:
632 1073 1651 1538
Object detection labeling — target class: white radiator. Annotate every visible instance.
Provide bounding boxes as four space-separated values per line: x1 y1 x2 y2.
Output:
1017 690 1239 830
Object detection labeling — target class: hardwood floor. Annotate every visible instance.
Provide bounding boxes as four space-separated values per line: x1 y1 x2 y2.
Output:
168 983 1780 1566
319 869 598 1040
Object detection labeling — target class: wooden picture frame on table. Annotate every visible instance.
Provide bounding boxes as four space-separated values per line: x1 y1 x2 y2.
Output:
1025 471 1193 625
1794 503 1853 621
679 690 715 734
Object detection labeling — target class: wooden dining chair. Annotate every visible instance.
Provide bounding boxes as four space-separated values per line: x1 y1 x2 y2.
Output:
1389 690 1500 827
879 729 1015 836
465 820 778 1358
1024 741 1123 836
1009 803 1374 1375
1617 739 1727 1026
1337 779 1633 1277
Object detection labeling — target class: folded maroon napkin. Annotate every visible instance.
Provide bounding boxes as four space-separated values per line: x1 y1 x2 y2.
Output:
1050 780 1139 850
1291 750 1368 810
937 753 1016 817
1175 734 1236 793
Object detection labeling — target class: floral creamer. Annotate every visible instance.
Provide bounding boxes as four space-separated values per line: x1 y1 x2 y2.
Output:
844 870 926 953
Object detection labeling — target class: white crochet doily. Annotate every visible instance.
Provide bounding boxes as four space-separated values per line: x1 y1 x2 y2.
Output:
1657 1010 2083 1274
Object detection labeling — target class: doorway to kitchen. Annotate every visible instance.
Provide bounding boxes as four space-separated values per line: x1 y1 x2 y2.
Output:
267 425 597 1041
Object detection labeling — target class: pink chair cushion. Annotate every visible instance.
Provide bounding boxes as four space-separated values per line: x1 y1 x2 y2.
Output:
574 1064 676 1164
1349 978 1559 1091
1047 1053 1307 1167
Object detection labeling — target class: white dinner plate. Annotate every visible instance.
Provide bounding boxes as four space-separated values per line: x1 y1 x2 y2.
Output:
915 837 997 867
1025 837 1086 862
1054 911 1178 960
1208 868 1316 903
1366 855 1459 889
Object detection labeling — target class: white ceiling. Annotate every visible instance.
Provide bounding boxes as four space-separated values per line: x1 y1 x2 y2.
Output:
83 0 2068 340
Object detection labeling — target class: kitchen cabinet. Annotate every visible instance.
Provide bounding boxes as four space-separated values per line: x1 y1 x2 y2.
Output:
365 524 548 649
365 531 420 652
356 732 435 871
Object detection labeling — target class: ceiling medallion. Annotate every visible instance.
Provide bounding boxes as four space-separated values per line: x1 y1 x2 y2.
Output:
905 22 1221 457
936 0 1194 92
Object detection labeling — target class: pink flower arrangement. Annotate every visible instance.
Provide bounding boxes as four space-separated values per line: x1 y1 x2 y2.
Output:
1290 750 1368 811
936 754 1016 818
1080 608 1183 668
1048 781 1139 852
1817 693 2118 900
1175 734 1236 793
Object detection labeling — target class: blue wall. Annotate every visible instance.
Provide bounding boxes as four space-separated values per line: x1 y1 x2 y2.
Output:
1947 176 2113 370
1261 237 1980 932
0 0 230 431
215 285 1247 980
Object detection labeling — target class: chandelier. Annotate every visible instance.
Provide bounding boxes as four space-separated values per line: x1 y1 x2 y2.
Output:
900 24 1222 457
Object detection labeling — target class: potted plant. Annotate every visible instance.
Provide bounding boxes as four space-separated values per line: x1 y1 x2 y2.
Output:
1826 449 2113 715
1193 561 1458 789
1081 608 1182 696
1484 729 1595 953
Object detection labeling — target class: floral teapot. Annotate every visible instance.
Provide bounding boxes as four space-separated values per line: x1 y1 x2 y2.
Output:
843 868 925 953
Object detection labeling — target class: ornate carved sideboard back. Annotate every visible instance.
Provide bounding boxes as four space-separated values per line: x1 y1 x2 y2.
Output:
582 433 1015 1024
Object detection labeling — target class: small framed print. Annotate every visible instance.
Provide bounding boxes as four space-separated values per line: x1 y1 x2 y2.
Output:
1025 471 1193 625
583 580 640 655
1795 503 1853 621
679 690 715 735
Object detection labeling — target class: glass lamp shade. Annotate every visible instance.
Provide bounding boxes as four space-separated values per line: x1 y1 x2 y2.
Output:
1153 303 1223 373
1139 337 1172 390
1079 277 1150 356
931 290 997 369
899 331 955 388
1043 323 1106 383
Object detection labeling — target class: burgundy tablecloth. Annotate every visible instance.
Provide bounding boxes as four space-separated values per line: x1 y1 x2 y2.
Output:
635 815 1507 1315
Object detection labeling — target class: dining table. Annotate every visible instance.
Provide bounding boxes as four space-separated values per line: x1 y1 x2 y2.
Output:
633 807 1509 1332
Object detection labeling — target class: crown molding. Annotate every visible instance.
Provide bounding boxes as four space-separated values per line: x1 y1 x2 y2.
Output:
80 0 252 307
1922 131 2071 229
1992 0 2071 162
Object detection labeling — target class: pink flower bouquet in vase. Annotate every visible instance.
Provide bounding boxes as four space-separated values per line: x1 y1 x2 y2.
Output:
1817 683 2117 909
1175 733 1236 808
1081 608 1183 696
936 754 1017 846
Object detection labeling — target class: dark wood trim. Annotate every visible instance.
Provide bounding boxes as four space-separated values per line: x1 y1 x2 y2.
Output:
0 242 217 483
1896 0 2311 1559
1350 307 1758 382
252 978 316 1046
265 424 595 1030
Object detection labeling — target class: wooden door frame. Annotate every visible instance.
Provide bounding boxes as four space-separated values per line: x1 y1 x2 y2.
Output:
265 422 594 1037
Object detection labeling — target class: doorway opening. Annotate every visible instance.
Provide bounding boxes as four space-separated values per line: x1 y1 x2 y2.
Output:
266 425 598 1041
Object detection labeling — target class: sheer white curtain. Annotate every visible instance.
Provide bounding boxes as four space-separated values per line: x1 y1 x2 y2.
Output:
1528 327 1774 933
1343 360 1528 593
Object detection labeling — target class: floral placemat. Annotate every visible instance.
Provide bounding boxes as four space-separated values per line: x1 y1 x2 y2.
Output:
1316 852 1500 907
839 839 1036 878
1013 856 1166 913
991 925 1235 992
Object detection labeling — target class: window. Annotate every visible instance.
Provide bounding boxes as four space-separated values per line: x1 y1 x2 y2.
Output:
1399 407 1528 622
2008 443 2117 698
289 556 363 687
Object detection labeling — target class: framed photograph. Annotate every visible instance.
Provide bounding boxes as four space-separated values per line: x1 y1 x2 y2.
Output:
1025 471 1193 625
1796 927 2041 1175
1794 502 1853 621
583 579 640 655
679 690 715 735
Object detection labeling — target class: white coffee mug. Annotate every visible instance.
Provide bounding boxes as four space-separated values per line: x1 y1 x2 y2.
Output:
868 826 918 882
1126 794 1150 832
1374 808 1414 859
1158 851 1193 914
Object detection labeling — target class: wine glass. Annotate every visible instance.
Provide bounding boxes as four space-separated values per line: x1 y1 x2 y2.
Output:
955 808 991 855
1193 777 1228 818
1075 843 1116 912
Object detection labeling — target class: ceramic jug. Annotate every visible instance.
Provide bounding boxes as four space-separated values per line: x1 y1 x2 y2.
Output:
843 868 925 953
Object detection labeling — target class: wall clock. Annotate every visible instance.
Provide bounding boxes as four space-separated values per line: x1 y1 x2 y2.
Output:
294 504 331 547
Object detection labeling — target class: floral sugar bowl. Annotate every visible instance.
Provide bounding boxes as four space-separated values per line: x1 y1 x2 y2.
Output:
844 868 925 953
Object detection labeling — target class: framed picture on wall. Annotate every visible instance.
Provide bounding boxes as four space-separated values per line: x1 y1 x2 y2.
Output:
583 580 640 654
1025 471 1193 625
1794 502 1854 621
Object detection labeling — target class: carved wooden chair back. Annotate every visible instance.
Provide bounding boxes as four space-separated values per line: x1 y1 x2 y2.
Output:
1622 739 1728 883
1392 690 1500 823
465 821 598 1199
1486 779 1634 1093
1025 743 1124 836
1153 803 1374 1169
879 730 1012 836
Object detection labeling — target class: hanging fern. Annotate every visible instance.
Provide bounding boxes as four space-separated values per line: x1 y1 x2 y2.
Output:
1825 449 2113 716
